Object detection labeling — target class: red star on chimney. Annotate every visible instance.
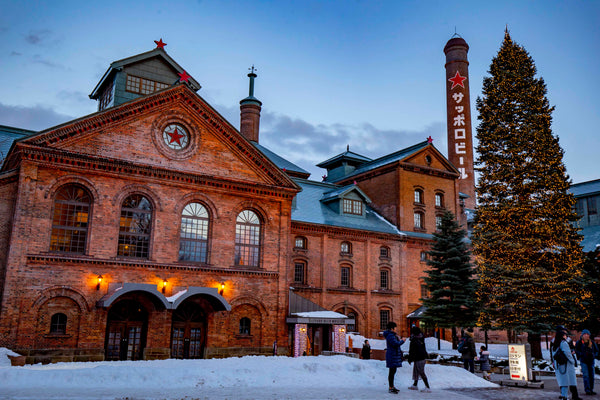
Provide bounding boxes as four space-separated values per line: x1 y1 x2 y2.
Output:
448 71 467 89
167 127 185 145
154 38 167 49
178 70 191 83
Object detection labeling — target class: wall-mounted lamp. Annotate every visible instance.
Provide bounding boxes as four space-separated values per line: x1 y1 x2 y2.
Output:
162 279 167 294
96 275 103 291
340 327 346 333
299 327 306 332
219 283 225 296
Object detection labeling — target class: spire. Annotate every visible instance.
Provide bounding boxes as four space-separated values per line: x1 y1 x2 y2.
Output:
239 65 262 142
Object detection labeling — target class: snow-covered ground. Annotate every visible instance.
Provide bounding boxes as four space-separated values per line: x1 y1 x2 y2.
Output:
2 335 590 400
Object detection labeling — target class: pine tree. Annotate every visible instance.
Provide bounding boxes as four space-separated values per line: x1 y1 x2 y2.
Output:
421 211 477 334
473 31 589 354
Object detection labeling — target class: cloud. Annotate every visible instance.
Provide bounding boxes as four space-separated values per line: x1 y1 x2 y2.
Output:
10 51 22 56
24 29 52 45
0 103 74 131
32 54 63 68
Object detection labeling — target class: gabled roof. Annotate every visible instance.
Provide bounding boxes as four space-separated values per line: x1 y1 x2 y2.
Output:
291 178 402 235
570 178 600 197
89 48 201 99
252 142 310 179
316 149 372 168
320 184 371 204
0 125 36 168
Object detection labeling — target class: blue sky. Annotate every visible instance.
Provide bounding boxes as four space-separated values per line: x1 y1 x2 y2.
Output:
1 0 598 183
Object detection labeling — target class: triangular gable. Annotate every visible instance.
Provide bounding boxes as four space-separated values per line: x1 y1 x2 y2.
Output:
9 85 299 190
403 143 459 175
321 184 372 204
89 48 201 100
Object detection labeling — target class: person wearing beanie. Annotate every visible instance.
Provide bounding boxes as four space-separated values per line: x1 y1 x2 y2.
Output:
407 326 431 392
553 326 582 400
575 329 598 395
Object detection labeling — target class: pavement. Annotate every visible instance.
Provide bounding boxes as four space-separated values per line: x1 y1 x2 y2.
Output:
450 373 599 399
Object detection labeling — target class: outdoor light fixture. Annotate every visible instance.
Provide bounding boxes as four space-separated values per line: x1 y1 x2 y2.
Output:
340 327 346 333
96 275 103 291
219 283 225 295
162 279 167 294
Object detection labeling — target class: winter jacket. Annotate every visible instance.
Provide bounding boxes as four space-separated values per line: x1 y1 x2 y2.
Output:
575 338 598 365
553 339 577 387
462 332 476 360
383 330 404 368
478 350 491 372
408 332 428 362
361 343 371 360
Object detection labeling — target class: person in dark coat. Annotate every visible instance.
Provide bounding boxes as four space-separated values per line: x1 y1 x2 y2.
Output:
383 321 405 394
477 345 491 380
575 329 598 395
462 328 476 373
407 326 430 392
361 339 371 360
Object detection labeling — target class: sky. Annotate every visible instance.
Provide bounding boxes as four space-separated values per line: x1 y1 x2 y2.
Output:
0 0 598 183
0 336 538 400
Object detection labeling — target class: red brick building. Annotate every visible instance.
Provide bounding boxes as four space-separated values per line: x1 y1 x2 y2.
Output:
0 44 465 363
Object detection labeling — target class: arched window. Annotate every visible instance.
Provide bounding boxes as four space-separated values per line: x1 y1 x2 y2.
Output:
50 184 91 253
380 269 390 290
294 236 307 249
414 189 424 204
294 261 306 284
379 309 390 330
179 203 210 263
379 246 390 259
340 241 352 254
239 317 251 335
435 193 444 208
50 313 67 335
235 210 261 267
340 265 351 287
118 194 152 258
414 211 424 229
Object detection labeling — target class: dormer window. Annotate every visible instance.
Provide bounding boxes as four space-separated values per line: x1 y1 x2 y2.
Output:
126 75 169 95
343 198 363 215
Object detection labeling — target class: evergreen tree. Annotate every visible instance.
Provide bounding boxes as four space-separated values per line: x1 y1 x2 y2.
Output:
472 31 589 354
421 211 477 334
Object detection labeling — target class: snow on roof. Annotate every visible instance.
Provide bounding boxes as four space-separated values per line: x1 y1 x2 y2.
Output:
291 311 348 319
167 289 187 302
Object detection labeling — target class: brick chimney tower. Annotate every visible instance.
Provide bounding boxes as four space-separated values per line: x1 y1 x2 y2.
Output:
239 66 262 143
444 36 476 210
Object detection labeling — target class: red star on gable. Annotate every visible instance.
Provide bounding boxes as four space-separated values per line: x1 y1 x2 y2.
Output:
167 127 185 145
448 71 467 89
154 38 167 49
427 136 433 144
178 70 191 83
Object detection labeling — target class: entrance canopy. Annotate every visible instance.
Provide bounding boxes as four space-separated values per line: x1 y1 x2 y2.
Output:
286 310 354 325
97 283 230 311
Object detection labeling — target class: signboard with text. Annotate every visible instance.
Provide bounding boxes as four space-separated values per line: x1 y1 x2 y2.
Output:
508 343 533 381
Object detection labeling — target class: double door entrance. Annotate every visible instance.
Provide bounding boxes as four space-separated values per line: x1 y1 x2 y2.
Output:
171 302 206 359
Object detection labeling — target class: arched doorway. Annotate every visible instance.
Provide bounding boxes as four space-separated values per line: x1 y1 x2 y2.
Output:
171 299 208 359
105 299 148 361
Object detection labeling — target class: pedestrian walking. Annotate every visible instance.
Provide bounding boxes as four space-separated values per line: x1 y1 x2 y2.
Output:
407 326 431 392
553 326 582 400
477 345 491 380
383 321 405 394
575 328 598 395
361 339 371 360
461 328 476 373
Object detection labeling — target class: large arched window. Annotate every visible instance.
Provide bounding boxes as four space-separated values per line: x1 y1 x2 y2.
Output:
118 194 152 258
179 203 210 263
50 184 91 254
49 313 67 335
234 210 261 267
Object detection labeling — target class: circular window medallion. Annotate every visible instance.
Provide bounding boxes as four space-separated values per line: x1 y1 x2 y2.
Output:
162 124 189 150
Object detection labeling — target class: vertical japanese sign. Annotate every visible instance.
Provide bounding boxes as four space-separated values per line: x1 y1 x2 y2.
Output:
508 344 533 381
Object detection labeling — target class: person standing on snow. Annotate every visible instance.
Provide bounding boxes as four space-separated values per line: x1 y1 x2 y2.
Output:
361 339 371 360
553 326 582 400
575 328 598 395
407 326 431 392
477 345 491 380
461 328 476 373
383 321 405 394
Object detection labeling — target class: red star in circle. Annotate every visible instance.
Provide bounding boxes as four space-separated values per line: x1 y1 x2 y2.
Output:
154 38 167 49
167 127 185 145
178 70 191 83
448 71 467 89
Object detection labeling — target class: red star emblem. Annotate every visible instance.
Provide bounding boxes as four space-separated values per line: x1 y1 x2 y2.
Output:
449 71 467 89
427 136 433 144
178 70 191 83
167 127 185 145
154 38 167 49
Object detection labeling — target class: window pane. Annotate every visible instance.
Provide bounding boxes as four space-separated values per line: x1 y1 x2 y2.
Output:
380 247 389 258
414 212 422 228
239 317 251 335
341 267 350 287
179 203 209 263
379 310 390 330
50 185 91 253
235 210 260 266
50 313 67 334
294 262 305 283
118 194 152 258
380 270 389 289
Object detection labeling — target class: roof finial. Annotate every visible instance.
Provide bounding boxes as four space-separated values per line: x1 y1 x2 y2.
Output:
154 38 167 49
347 144 349 152
451 27 462 38
247 65 258 97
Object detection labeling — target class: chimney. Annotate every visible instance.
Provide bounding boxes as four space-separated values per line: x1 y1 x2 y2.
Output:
239 66 262 142
444 35 476 210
